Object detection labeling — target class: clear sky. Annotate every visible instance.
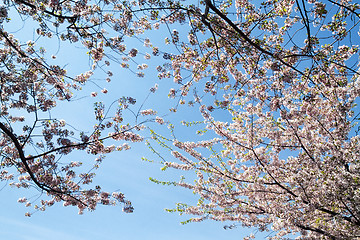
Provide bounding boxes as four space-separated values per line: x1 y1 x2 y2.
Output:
0 3 274 240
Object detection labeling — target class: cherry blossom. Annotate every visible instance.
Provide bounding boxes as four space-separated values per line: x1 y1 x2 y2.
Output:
0 0 164 216
2 0 360 238
136 0 360 239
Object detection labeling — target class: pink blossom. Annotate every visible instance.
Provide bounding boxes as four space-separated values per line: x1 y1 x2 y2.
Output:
101 88 108 94
155 116 164 125
129 48 138 57
140 109 157 116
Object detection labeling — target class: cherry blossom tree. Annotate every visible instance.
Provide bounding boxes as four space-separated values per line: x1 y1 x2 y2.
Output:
124 0 360 239
0 0 160 216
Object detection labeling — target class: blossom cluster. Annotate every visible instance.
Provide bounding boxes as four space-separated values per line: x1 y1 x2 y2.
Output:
141 0 360 239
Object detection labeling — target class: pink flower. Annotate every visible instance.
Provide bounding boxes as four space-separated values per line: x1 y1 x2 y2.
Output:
149 84 158 93
129 48 138 57
155 116 164 125
140 109 157 116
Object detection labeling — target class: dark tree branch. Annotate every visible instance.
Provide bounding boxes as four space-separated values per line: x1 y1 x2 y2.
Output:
14 0 78 21
0 122 87 206
203 0 307 77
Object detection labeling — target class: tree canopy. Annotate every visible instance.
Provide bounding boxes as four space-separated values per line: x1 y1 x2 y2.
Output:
1 0 360 239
